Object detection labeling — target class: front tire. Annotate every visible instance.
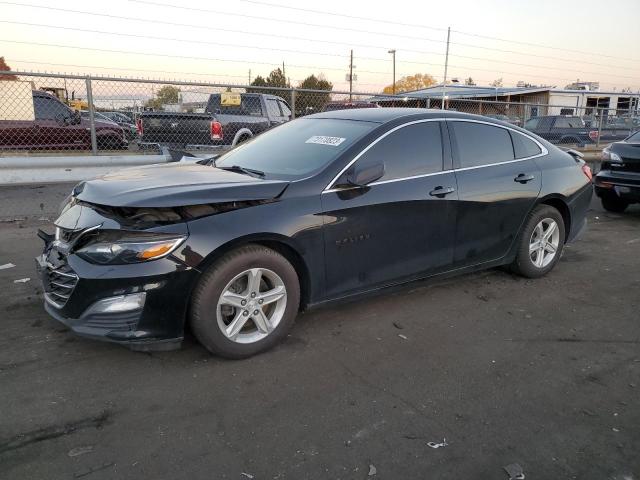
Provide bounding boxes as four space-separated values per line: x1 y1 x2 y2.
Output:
190 244 300 359
601 194 629 213
510 205 565 278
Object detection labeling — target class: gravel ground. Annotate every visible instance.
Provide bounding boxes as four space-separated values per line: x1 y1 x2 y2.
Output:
0 191 638 480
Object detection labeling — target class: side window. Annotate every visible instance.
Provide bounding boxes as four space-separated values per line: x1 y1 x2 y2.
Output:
524 118 540 130
278 101 292 118
266 98 282 118
243 96 263 116
451 121 514 168
511 132 542 159
33 96 71 120
355 122 443 181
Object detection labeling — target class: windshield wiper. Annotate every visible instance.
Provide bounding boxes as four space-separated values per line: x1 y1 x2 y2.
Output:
218 165 265 178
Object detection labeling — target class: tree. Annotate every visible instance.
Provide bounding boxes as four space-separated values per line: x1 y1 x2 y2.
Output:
0 57 18 81
247 68 291 103
382 73 436 94
146 85 180 110
490 78 503 87
464 77 476 86
295 74 333 115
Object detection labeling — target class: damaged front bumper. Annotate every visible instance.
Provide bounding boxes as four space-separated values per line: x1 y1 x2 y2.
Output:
35 201 200 351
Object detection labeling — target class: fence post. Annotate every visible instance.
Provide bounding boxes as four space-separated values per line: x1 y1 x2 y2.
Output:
291 89 296 119
85 76 98 155
596 108 604 148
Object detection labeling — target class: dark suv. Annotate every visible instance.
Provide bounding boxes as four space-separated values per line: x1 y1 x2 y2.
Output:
0 91 127 150
524 115 599 145
594 130 640 212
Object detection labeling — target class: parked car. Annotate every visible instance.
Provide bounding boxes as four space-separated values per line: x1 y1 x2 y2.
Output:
322 101 380 111
594 130 640 212
36 108 592 358
0 91 127 150
99 111 138 141
137 93 292 149
524 115 600 145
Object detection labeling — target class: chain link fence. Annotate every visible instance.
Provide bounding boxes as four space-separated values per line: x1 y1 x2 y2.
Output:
1 71 640 158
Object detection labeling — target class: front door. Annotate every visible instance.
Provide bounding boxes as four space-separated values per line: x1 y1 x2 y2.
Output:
321 121 457 298
448 120 543 267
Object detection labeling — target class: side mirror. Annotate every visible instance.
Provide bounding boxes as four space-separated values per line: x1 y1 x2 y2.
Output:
340 161 385 188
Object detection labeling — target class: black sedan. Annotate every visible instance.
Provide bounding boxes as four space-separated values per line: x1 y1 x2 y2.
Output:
36 109 593 358
594 130 640 212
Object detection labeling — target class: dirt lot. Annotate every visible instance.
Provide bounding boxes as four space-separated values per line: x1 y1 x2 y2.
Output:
0 192 638 480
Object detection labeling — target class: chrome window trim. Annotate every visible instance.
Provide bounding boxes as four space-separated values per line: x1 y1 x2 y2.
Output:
322 117 548 194
323 118 446 192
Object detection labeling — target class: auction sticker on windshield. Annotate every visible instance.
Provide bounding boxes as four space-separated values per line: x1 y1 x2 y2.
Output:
305 136 346 146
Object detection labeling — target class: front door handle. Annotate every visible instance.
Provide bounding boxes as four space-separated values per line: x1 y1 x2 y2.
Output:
429 186 456 197
514 173 535 184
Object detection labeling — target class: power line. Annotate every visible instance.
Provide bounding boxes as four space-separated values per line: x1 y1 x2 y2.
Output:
233 0 640 63
0 38 418 77
129 0 448 44
452 29 640 63
0 2 448 55
0 20 447 64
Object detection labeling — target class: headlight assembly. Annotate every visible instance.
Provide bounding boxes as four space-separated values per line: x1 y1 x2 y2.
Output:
601 147 622 163
75 231 187 265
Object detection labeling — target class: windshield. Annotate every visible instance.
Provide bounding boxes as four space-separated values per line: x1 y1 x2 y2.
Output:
215 118 377 179
626 130 640 143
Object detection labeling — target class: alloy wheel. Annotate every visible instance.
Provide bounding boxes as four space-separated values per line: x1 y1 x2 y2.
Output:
529 218 560 269
216 268 287 344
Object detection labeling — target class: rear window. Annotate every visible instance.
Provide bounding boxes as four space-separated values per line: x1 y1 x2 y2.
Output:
451 121 515 168
554 117 585 128
215 118 377 179
511 132 542 158
207 94 263 116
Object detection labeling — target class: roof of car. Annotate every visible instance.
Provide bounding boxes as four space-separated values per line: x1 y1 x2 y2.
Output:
307 107 492 124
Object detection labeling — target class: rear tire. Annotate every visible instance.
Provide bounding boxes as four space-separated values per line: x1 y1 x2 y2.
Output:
510 205 565 278
190 244 300 359
601 194 629 213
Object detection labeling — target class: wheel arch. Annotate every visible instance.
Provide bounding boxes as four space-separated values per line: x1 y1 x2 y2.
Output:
196 233 312 310
231 128 253 146
536 194 571 242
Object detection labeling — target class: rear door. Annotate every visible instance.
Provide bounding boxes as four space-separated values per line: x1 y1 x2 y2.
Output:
321 120 457 297
265 98 288 126
448 120 543 267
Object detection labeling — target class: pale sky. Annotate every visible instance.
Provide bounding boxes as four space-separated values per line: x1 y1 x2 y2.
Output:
1 0 639 94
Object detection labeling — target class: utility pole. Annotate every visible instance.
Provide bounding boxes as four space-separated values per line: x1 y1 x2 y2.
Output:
282 61 285 79
349 49 354 102
248 69 251 84
388 49 396 95
441 26 450 110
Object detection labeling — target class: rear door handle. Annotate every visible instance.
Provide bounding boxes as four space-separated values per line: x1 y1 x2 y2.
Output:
514 174 535 184
429 186 456 197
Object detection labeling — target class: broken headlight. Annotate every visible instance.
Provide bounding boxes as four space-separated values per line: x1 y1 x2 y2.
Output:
75 231 187 265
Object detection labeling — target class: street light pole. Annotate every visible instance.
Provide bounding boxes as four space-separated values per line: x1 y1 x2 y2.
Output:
388 49 396 95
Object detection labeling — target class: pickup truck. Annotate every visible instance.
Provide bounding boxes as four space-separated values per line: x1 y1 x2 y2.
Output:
0 89 127 150
137 93 292 149
524 115 600 146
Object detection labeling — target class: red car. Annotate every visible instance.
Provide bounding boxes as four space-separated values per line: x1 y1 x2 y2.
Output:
0 91 127 150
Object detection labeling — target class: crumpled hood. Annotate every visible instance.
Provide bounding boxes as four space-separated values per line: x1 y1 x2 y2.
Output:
73 163 289 207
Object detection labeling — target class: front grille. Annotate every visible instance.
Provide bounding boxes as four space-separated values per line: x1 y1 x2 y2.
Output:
618 160 640 173
44 261 79 308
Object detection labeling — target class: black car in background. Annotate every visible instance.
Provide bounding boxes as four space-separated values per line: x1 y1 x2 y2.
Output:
525 115 600 145
594 130 640 212
37 109 593 358
101 111 138 141
137 93 291 149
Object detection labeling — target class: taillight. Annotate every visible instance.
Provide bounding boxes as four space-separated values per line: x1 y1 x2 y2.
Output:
210 120 223 140
581 164 593 181
136 118 143 135
588 130 599 141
